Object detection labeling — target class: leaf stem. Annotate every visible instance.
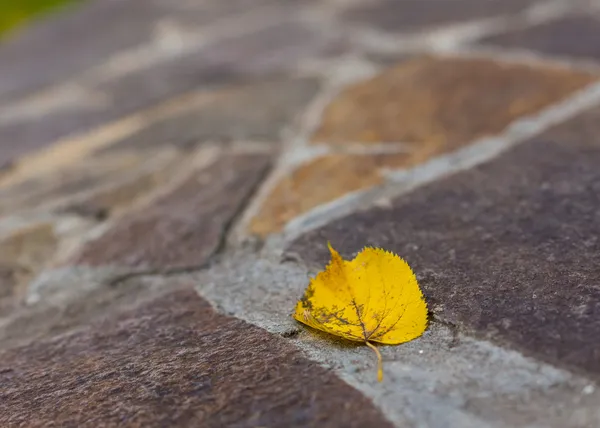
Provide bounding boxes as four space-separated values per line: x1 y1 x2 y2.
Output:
365 341 383 382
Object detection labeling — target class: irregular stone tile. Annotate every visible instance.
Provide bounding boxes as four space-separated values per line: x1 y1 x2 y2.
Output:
0 153 141 214
102 20 332 110
0 0 157 101
0 149 182 216
0 0 278 102
193 254 600 428
480 15 600 60
58 160 183 219
71 154 271 270
0 72 231 163
0 273 174 350
103 77 320 152
0 23 326 161
250 152 410 236
290 107 600 377
0 223 57 316
0 288 393 428
312 56 597 147
342 0 540 32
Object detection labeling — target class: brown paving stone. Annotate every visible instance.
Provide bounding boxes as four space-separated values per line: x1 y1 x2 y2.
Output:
342 0 540 32
312 56 597 147
290 107 600 377
480 15 600 60
71 153 271 270
0 275 161 350
250 152 410 236
0 287 392 428
103 77 320 152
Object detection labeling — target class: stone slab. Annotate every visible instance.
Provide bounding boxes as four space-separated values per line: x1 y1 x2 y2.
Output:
250 152 410 236
103 77 320 152
71 153 271 270
101 19 332 111
0 11 332 165
480 15 600 61
0 0 279 102
191 254 600 428
312 56 597 147
0 22 326 164
290 107 600 378
0 223 57 316
0 288 392 428
0 149 182 216
342 0 540 32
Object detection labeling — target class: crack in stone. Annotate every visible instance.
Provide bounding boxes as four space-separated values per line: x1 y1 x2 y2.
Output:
108 159 273 288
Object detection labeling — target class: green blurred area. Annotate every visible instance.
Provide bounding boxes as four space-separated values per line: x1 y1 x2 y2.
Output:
0 0 75 38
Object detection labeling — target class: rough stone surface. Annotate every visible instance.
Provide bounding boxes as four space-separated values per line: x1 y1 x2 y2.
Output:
480 15 600 60
342 0 540 32
71 154 271 270
0 0 279 101
103 77 320 151
0 0 158 101
290 108 600 378
0 223 57 316
3 0 600 427
0 16 329 164
0 149 182 216
101 19 334 110
312 56 597 147
0 272 171 350
191 254 600 428
250 152 410 236
0 288 393 428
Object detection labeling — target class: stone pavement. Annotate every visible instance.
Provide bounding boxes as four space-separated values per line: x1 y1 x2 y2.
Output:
1 0 600 426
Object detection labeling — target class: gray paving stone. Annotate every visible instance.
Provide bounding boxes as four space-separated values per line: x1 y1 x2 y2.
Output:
0 0 277 102
0 19 331 165
288 107 600 378
103 77 320 151
480 14 600 60
342 0 540 32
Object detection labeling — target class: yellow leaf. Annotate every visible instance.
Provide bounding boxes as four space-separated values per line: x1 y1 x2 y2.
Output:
293 242 428 382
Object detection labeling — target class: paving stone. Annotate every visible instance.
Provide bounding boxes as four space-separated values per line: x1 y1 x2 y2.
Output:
101 20 332 110
0 0 277 102
71 154 271 270
342 0 540 32
0 287 393 428
0 273 167 350
192 253 600 428
0 0 159 101
312 56 597 147
0 149 182 216
0 23 327 162
104 77 320 152
0 223 57 316
290 107 600 377
250 152 410 236
0 73 234 165
480 15 600 60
